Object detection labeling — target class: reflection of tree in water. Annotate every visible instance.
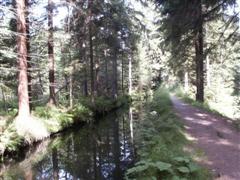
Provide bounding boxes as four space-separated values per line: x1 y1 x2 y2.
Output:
1 109 136 179
52 147 59 180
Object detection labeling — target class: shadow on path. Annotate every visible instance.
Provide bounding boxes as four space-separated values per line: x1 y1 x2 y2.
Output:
171 96 240 180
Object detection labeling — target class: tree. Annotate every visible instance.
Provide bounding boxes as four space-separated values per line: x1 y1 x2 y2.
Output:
48 0 56 105
194 0 204 102
16 0 30 118
156 0 237 102
25 0 32 110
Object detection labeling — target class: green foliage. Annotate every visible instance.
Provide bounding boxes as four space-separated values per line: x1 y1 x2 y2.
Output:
34 105 91 132
126 87 210 179
68 103 92 123
0 123 24 159
78 95 130 115
34 106 52 119
0 100 18 116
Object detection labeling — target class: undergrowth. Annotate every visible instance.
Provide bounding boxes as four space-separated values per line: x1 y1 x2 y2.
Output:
125 88 210 180
78 95 131 115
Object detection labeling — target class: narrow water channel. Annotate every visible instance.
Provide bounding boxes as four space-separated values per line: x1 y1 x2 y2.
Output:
0 108 136 180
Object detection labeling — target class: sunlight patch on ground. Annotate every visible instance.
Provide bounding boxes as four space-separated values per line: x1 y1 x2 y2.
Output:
216 139 238 148
185 116 194 121
15 116 50 142
197 120 212 126
196 113 207 117
184 125 191 130
183 131 197 141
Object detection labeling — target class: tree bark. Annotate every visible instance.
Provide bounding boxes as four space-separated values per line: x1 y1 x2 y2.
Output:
95 57 100 96
83 52 88 96
121 51 124 95
195 0 204 102
16 0 30 118
88 0 94 99
112 48 118 98
25 0 32 111
104 50 109 94
69 62 73 108
48 0 56 105
128 54 132 95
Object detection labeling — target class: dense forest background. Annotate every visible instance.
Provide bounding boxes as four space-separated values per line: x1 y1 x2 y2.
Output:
0 0 239 120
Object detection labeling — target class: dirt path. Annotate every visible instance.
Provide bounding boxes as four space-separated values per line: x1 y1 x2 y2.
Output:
171 96 240 180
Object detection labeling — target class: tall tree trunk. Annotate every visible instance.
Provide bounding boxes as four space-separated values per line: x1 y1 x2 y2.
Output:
16 0 30 118
48 0 56 105
205 22 211 88
128 54 132 95
121 51 124 95
69 62 73 108
25 0 32 111
195 0 204 102
95 57 100 96
88 0 94 99
69 74 73 108
67 3 72 105
104 50 109 94
38 68 44 95
112 48 118 98
83 53 88 96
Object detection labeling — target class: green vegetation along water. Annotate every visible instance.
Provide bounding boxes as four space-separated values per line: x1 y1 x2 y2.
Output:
0 108 136 180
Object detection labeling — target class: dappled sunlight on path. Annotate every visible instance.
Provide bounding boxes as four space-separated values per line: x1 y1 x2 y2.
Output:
171 96 240 180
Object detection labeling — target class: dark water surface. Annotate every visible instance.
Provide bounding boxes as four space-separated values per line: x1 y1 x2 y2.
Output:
0 109 135 180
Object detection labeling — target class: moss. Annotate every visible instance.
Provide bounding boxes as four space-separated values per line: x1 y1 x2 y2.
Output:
126 88 211 180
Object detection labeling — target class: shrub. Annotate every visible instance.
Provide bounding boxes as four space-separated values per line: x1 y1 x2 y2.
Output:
68 103 92 123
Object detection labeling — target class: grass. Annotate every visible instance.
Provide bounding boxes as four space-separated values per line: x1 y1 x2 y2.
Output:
125 88 211 180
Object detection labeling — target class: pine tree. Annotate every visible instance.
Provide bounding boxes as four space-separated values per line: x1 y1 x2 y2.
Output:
16 0 30 118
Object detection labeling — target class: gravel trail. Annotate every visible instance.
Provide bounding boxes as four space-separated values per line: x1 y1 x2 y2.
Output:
171 96 240 180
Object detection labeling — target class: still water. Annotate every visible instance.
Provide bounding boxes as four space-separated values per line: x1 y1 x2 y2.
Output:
0 109 135 180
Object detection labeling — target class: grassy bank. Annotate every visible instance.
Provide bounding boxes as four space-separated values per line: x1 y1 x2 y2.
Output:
0 95 130 161
126 88 210 179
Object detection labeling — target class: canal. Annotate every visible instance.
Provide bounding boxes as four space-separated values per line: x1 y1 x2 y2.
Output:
0 108 136 180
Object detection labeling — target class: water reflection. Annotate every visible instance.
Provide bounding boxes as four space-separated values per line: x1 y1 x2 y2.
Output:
0 109 135 180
